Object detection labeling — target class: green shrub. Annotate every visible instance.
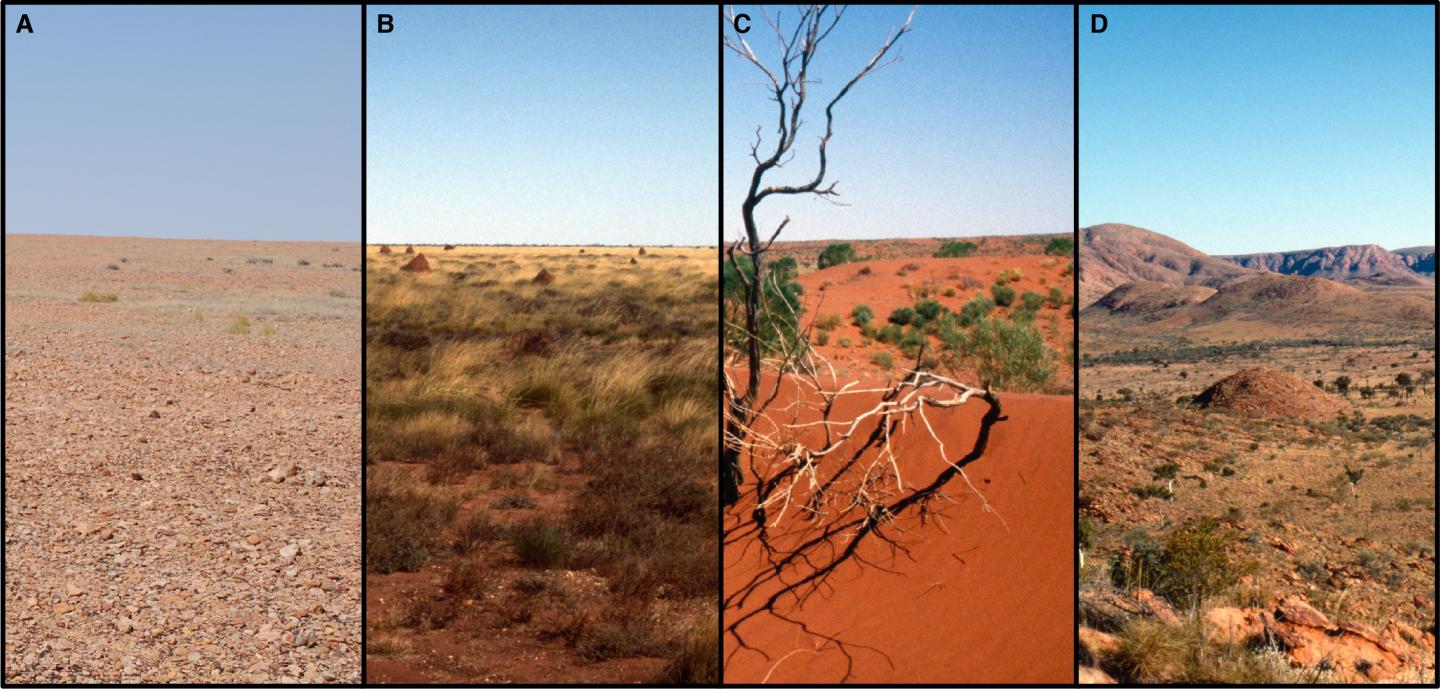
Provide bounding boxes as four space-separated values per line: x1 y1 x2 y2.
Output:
958 295 995 326
871 351 894 369
1112 517 1248 610
913 299 944 324
1044 236 1074 256
991 283 1016 308
814 313 842 331
1047 286 1066 308
934 240 977 258
1019 290 1045 313
887 306 916 326
814 330 830 346
875 324 903 343
941 315 1054 391
851 303 874 327
817 242 859 269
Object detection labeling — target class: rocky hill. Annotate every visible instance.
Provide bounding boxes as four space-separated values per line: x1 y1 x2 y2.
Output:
1078 224 1253 307
1222 244 1432 286
1395 246 1436 277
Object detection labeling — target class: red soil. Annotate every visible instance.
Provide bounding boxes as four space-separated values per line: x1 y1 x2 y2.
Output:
795 255 1074 384
400 254 431 273
723 380 1074 683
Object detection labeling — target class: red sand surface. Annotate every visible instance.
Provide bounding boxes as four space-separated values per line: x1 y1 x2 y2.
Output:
723 376 1074 683
794 255 1074 384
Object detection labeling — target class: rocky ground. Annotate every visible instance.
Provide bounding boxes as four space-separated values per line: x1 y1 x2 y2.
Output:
4 234 361 683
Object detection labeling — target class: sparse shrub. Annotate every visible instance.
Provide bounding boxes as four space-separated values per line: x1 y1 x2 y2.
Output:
367 469 458 573
491 492 538 510
105 263 120 270
78 291 118 303
871 351 894 369
1153 463 1181 479
1114 517 1248 609
576 600 661 661
454 513 504 554
851 304 874 327
814 330 829 346
1018 290 1045 313
510 520 571 569
329 288 349 298
656 612 719 684
227 315 251 334
990 282 1016 307
297 259 310 266
958 295 994 326
444 556 496 599
814 313 842 331
1047 286 1065 308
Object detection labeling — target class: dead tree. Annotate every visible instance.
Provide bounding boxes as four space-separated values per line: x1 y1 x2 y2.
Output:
720 7 1010 679
723 4 915 507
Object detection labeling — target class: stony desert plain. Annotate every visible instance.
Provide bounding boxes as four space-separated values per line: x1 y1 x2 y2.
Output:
3 234 362 683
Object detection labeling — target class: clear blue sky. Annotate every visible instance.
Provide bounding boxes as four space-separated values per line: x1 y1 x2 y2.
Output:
723 5 1073 243
1081 5 1436 255
4 6 360 241
367 6 716 246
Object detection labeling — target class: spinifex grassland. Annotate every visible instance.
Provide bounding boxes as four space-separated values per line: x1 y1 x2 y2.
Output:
1077 225 1436 684
364 245 718 684
4 234 362 683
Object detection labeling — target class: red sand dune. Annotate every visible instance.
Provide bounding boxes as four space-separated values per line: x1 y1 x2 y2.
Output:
724 375 1074 683
794 255 1074 383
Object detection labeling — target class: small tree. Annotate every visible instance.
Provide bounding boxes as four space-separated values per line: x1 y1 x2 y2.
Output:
817 242 859 269
1333 375 1352 397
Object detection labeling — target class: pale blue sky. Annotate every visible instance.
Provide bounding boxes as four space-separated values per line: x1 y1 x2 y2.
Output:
367 6 716 246
723 5 1074 243
4 6 360 241
1081 5 1435 254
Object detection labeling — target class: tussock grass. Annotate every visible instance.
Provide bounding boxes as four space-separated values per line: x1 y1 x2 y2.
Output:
366 246 717 662
79 291 119 303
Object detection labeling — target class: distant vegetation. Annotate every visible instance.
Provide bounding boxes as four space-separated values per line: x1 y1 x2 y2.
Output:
934 240 977 258
1045 236 1074 256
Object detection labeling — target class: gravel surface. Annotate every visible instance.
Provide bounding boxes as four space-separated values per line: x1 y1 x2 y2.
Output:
4 234 361 683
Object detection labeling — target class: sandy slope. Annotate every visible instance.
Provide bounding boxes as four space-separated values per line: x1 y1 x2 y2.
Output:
724 382 1074 683
4 234 361 683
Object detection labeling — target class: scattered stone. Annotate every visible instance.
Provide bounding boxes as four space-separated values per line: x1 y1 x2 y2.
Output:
148 410 161 418
278 543 300 563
